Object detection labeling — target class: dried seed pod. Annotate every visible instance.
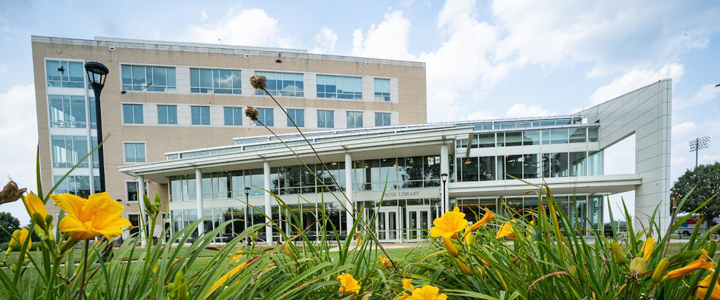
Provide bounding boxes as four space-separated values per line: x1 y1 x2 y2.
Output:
245 106 259 122
0 181 26 205
250 75 267 90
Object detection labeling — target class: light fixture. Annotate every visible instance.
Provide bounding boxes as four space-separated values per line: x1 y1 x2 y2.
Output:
464 159 472 165
331 162 337 166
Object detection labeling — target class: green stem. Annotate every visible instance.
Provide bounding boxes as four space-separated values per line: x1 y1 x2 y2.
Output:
78 240 89 300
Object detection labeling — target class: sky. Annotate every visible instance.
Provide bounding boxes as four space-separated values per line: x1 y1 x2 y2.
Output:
0 0 719 225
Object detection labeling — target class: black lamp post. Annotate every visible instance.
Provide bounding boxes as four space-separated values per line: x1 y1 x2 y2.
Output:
440 173 448 212
85 61 109 193
244 186 251 245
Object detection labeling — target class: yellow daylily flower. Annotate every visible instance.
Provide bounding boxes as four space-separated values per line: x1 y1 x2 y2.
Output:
379 256 390 267
8 228 30 250
50 192 132 240
337 273 361 294
463 208 496 247
496 220 517 239
662 249 715 281
402 278 413 290
641 237 654 262
430 207 468 239
696 273 720 300
443 236 459 257
205 262 248 298
24 192 48 218
408 284 447 300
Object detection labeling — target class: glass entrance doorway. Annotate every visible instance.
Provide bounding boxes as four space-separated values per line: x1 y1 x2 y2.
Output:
377 207 400 242
405 206 431 241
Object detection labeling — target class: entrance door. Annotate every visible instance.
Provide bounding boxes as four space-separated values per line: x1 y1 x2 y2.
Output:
406 206 431 241
377 207 400 242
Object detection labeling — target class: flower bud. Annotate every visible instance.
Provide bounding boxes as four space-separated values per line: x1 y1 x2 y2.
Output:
630 257 647 274
251 231 259 242
443 236 459 257
652 258 669 283
143 194 155 215
32 212 46 229
611 241 626 264
45 214 53 226
155 193 162 207
457 259 472 275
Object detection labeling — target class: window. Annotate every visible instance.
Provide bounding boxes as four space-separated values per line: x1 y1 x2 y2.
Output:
569 128 587 143
286 109 304 127
190 68 241 94
124 142 146 163
550 129 569 144
223 107 243 126
126 181 147 202
53 175 99 198
191 106 210 125
46 60 84 88
374 78 390 101
256 108 274 126
48 95 88 128
121 65 176 92
317 110 334 128
51 135 90 168
157 105 177 125
588 127 599 142
347 111 363 128
122 104 144 124
317 75 362 100
254 71 303 97
375 112 391 126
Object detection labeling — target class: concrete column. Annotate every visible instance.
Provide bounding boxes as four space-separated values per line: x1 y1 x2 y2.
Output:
138 175 148 247
263 161 273 245
440 143 450 212
344 153 354 233
195 169 204 236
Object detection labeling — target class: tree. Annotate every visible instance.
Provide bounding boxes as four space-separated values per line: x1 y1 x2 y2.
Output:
671 162 720 228
0 212 21 243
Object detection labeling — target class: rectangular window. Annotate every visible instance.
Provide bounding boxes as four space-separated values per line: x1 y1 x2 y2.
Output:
523 131 541 145
256 108 274 126
157 105 177 125
46 60 85 88
53 175 97 198
223 107 243 126
121 65 176 92
316 75 362 100
477 134 495 148
550 129 569 144
254 71 304 97
125 181 147 202
51 135 90 168
124 142 146 163
317 110 334 128
588 127 599 142
286 109 304 127
347 111 363 128
504 132 523 147
48 95 88 128
374 78 390 101
191 106 210 125
122 104 144 124
375 112 391 126
569 128 587 143
190 68 242 94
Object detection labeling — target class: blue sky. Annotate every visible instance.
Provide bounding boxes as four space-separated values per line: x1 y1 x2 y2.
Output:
1 0 719 224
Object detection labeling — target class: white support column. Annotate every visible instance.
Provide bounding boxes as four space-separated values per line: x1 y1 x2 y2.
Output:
195 169 204 236
263 161 273 245
440 143 450 213
138 175 148 247
344 153 354 233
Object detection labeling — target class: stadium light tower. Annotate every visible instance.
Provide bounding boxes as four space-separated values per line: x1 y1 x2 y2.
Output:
689 136 711 168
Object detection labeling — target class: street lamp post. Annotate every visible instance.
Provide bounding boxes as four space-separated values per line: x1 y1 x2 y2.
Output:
244 186 251 246
440 173 448 212
84 61 109 192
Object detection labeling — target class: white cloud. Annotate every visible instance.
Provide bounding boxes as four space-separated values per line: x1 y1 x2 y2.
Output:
0 85 37 224
505 104 553 118
182 8 291 47
311 27 338 54
466 110 497 120
672 121 696 137
589 63 684 105
492 0 720 78
675 83 720 109
351 10 414 60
